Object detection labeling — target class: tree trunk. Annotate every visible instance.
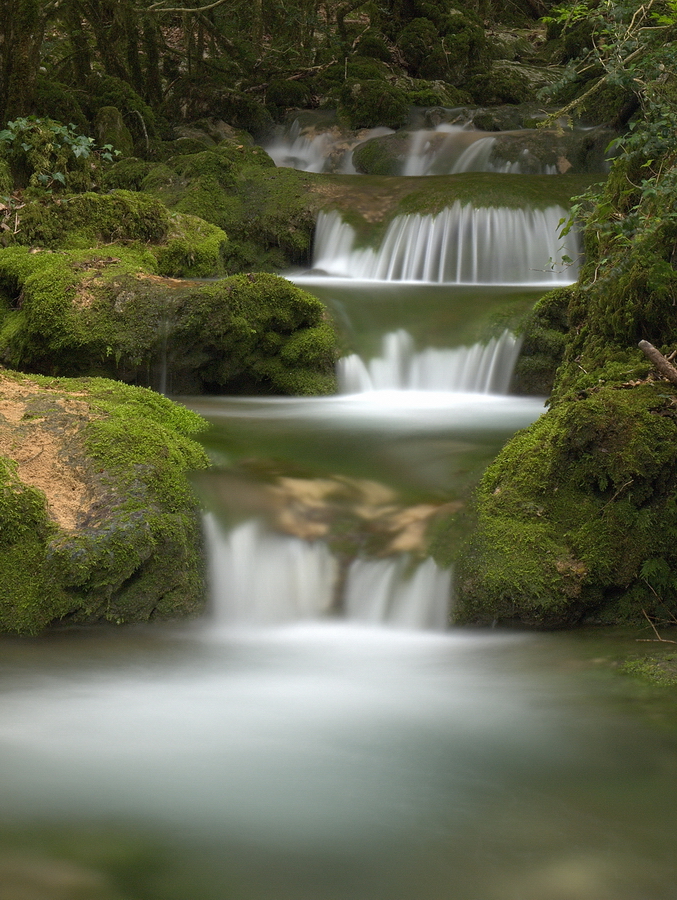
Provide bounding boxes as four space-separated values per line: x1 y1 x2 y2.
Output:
0 0 46 120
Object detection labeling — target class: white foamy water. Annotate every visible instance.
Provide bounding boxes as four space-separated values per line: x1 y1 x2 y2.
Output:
265 119 394 173
338 328 521 393
311 206 578 284
401 125 557 176
206 516 452 630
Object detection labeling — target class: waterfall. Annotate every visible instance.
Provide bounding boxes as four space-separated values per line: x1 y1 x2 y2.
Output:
266 119 395 173
207 517 337 625
338 328 521 394
265 120 333 173
312 205 578 285
450 136 558 175
345 556 450 630
401 126 558 176
207 516 451 630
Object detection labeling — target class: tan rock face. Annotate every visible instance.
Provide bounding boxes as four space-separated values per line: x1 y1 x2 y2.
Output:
0 374 96 531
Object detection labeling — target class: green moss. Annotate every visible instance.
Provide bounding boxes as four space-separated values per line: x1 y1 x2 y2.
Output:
467 66 534 104
0 372 210 633
0 253 338 394
83 74 159 152
94 106 134 157
0 456 68 634
101 157 154 191
454 383 677 627
14 190 171 249
338 80 410 130
137 144 316 271
0 158 11 195
512 287 572 396
156 213 228 278
620 656 677 687
33 76 89 134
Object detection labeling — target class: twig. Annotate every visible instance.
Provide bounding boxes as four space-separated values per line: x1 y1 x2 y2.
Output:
599 478 633 513
638 339 677 385
637 607 677 643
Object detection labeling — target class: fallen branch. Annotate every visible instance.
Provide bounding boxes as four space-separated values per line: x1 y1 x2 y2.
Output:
638 339 677 385
636 607 677 644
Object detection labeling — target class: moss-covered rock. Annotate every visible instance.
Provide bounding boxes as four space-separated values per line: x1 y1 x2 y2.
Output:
4 190 229 279
13 190 172 249
338 80 410 131
0 369 208 634
490 126 613 174
119 142 319 272
467 61 558 105
454 383 677 627
512 287 571 396
94 106 134 158
0 250 338 395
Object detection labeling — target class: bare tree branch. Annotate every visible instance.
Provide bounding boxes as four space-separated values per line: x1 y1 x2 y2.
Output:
143 0 231 14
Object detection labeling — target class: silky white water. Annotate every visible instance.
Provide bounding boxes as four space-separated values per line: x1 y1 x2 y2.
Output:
338 328 521 393
402 125 558 176
265 119 394 173
311 206 578 284
2 121 677 900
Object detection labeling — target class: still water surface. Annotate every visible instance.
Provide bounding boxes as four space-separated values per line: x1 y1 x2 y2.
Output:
0 625 676 899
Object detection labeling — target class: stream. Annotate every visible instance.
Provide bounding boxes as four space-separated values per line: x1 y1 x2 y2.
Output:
1 120 677 900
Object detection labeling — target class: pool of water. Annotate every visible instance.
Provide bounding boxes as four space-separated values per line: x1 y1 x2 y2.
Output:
0 625 676 900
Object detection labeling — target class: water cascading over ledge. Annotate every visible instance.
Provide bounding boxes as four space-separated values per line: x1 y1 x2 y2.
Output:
338 329 521 394
206 517 452 631
311 205 579 285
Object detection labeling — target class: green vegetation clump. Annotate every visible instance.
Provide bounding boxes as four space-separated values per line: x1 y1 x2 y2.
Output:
0 372 209 634
338 80 410 131
0 454 61 633
512 287 572 396
13 190 171 249
2 190 228 278
0 251 337 395
454 384 677 627
621 656 677 687
122 142 318 271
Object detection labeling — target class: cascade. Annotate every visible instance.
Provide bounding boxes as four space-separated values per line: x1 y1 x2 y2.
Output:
402 126 558 176
311 205 578 285
207 516 452 630
265 119 394 173
338 328 521 394
449 135 558 175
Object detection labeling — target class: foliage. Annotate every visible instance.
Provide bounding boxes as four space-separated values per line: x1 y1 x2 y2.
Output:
0 117 119 191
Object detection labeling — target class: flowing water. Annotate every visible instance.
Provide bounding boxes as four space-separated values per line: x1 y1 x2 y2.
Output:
1 123 677 900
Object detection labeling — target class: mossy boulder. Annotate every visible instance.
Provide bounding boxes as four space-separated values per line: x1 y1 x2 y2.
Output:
454 383 677 627
4 190 229 279
490 127 614 174
512 287 571 396
0 249 338 395
468 61 559 105
106 143 318 272
338 80 410 131
0 369 209 634
94 106 134 158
